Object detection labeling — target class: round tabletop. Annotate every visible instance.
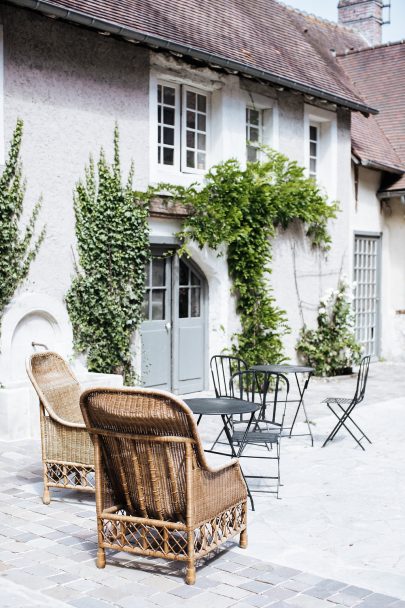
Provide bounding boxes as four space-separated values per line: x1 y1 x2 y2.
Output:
184 397 260 416
250 364 314 374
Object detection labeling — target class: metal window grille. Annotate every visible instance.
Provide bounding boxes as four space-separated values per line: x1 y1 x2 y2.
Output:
353 235 381 358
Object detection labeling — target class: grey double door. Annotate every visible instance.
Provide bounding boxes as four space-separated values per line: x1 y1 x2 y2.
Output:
141 253 206 394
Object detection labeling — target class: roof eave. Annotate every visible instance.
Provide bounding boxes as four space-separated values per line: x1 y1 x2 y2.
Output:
6 0 379 116
352 151 404 175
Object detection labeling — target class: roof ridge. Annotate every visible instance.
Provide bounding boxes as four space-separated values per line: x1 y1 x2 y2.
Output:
337 38 405 56
277 0 368 36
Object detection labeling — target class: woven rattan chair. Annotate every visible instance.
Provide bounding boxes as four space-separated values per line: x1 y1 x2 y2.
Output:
80 387 248 585
26 351 95 505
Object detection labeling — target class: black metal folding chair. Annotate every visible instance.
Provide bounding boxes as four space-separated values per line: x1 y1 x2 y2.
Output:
231 370 290 499
209 355 248 450
322 355 372 450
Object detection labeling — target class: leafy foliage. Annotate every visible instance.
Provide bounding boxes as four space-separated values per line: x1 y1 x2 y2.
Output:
297 277 362 376
0 119 45 319
162 149 338 367
65 126 150 383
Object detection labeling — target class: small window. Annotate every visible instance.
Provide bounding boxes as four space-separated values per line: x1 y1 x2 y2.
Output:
246 107 262 162
183 89 208 171
309 123 319 179
143 258 167 321
156 81 209 174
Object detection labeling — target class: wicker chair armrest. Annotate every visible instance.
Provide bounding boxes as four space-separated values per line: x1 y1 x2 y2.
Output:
191 458 247 523
41 402 86 429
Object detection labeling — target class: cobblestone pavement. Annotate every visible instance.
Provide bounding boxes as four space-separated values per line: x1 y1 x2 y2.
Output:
0 439 404 608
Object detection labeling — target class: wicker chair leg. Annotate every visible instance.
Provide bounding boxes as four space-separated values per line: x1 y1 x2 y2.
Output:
96 547 106 569
186 529 196 585
239 528 248 549
42 464 51 505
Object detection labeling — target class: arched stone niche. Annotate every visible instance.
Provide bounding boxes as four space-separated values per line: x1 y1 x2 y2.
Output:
0 293 73 387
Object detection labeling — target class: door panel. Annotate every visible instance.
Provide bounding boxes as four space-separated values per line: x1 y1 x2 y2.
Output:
140 257 171 390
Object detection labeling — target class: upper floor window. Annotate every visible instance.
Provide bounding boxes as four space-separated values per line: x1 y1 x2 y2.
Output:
246 107 262 162
309 123 319 179
157 81 208 173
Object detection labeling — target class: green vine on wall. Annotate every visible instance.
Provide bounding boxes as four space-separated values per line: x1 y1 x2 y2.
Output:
162 149 338 367
65 126 150 384
0 119 45 336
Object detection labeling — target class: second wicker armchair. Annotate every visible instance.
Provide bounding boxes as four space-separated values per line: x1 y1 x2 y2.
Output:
80 386 248 584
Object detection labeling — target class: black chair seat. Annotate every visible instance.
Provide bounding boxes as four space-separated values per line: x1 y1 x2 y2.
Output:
322 397 353 405
233 430 279 444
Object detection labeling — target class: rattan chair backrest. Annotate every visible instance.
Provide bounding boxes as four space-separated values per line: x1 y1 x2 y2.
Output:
26 351 83 425
210 355 248 398
80 387 206 522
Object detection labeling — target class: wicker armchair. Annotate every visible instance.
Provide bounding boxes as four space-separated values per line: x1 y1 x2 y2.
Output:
26 351 95 505
80 387 248 585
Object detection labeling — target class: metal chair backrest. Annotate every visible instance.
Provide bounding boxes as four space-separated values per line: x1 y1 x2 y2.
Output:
354 355 371 404
231 370 290 429
210 355 248 398
26 351 83 425
80 387 207 522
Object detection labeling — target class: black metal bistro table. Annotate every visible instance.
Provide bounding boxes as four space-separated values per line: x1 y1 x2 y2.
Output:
250 364 314 446
184 397 260 510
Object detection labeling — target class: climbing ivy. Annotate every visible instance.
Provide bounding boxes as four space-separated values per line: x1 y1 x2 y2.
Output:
162 149 338 367
0 119 45 329
65 126 150 384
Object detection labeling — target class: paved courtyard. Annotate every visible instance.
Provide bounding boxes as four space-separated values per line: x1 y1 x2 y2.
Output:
0 362 404 607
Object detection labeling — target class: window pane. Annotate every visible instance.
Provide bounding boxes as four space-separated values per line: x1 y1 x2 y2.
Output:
310 158 317 174
187 150 195 168
197 133 206 150
179 288 189 318
197 152 206 170
152 258 165 286
197 113 206 131
163 147 174 165
249 109 259 126
249 127 259 143
163 107 175 126
197 94 207 112
310 141 317 157
186 130 195 148
247 145 258 162
187 111 196 129
179 260 189 285
157 84 162 103
163 86 175 106
163 127 174 145
310 125 317 141
142 292 149 319
157 147 161 163
186 91 196 109
191 288 201 317
191 271 200 286
151 290 165 320
157 106 162 123
145 261 151 285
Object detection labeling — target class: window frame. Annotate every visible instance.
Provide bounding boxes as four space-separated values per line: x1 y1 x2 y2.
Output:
309 122 320 179
181 85 209 175
246 106 263 163
156 80 181 171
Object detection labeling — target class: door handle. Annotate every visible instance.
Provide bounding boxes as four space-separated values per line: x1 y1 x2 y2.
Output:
165 322 171 333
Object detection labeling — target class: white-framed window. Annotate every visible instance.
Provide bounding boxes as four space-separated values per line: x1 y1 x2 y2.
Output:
309 123 319 179
156 80 209 174
246 107 262 162
304 105 337 197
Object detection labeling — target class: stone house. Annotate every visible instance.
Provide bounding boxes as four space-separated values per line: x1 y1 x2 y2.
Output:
0 0 404 437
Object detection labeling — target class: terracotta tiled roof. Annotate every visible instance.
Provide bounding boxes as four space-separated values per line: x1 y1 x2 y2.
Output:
10 0 374 113
339 41 405 188
351 112 403 173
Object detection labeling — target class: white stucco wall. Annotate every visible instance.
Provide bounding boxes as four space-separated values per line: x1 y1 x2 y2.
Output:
0 4 361 399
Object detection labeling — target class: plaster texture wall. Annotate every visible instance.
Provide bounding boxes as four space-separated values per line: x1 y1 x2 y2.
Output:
2 5 150 303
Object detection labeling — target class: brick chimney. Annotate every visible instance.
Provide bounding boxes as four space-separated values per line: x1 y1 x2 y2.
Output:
338 0 383 46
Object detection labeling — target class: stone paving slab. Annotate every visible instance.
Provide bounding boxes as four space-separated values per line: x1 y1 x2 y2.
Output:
0 439 404 607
